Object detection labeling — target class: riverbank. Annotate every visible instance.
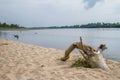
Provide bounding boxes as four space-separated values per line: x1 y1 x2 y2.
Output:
0 39 120 80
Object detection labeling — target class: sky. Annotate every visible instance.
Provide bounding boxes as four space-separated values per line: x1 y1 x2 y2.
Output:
0 0 120 27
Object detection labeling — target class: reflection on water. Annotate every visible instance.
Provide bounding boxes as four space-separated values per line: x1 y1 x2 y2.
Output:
0 28 120 62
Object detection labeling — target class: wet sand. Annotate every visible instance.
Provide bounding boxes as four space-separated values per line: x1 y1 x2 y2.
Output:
0 39 120 80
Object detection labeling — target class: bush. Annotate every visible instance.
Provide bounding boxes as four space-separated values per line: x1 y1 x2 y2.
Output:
71 59 91 68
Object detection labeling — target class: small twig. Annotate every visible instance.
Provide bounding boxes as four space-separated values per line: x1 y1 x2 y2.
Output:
80 36 84 51
79 50 87 60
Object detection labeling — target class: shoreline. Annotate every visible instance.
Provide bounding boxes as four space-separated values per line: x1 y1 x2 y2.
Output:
1 27 120 31
0 39 120 80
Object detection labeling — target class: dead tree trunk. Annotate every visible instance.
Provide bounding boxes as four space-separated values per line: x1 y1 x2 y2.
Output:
61 37 109 70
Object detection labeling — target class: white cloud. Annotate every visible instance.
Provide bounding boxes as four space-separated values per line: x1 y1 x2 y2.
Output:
0 0 120 27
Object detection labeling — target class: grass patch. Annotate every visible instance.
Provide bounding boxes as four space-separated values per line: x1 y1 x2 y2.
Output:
71 59 91 68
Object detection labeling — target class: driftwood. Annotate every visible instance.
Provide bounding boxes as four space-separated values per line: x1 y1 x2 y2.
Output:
61 37 109 70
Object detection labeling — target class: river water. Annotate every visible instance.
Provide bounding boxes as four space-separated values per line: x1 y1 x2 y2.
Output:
0 28 120 61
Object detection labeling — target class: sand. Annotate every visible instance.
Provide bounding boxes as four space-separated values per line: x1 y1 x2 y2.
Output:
0 39 120 80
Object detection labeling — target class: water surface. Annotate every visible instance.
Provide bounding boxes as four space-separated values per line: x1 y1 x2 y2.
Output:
0 28 120 61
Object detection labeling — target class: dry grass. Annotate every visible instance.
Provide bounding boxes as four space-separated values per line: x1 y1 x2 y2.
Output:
71 58 91 68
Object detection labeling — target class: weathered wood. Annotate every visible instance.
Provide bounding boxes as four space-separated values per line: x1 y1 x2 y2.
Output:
61 43 76 61
79 37 88 60
80 36 84 50
61 37 109 70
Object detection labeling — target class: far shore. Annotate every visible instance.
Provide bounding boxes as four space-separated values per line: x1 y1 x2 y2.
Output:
0 39 120 80
1 27 120 31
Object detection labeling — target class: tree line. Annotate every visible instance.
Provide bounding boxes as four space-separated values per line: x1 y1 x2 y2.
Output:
80 22 120 28
26 22 120 29
1 22 120 29
0 22 24 30
58 23 120 28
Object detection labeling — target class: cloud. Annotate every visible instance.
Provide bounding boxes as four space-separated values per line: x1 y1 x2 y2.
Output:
0 0 120 27
83 0 103 9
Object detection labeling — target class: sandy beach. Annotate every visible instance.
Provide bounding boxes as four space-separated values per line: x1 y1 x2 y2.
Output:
0 39 120 80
